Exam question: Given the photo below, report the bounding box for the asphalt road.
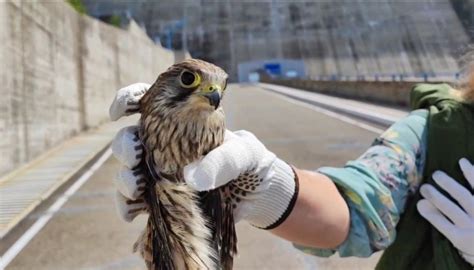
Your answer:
[5,84,385,269]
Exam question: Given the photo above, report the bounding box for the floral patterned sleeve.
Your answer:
[295,109,428,258]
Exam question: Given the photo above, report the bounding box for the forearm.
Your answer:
[270,168,350,249]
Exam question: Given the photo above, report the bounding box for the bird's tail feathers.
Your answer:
[135,179,217,270]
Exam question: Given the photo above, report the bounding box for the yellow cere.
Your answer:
[201,83,222,93]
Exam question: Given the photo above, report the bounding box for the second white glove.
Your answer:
[110,83,151,222]
[417,158,474,266]
[111,126,147,222]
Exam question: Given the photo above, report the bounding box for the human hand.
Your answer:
[109,83,150,221]
[183,130,298,229]
[417,158,474,265]
[109,83,151,121]
[112,126,147,222]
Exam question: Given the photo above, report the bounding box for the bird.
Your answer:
[134,59,236,270]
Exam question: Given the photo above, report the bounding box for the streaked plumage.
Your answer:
[135,59,236,269]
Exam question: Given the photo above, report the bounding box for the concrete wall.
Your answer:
[0,1,178,176]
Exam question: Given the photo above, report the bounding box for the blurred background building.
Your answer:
[83,0,474,81]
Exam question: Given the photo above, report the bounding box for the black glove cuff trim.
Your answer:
[261,165,299,230]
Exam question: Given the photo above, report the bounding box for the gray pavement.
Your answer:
[258,83,407,127]
[4,84,385,269]
[0,117,138,239]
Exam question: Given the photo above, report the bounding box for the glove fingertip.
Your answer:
[112,126,142,168]
[416,199,429,213]
[459,157,471,168]
[109,109,119,121]
[419,184,433,199]
[459,158,474,189]
[223,130,238,141]
[109,89,129,121]
[114,192,133,222]
[186,157,239,190]
[416,200,442,223]
[116,168,143,199]
[233,130,254,139]
[184,163,215,191]
[432,170,443,179]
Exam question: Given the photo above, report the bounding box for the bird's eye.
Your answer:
[179,70,200,88]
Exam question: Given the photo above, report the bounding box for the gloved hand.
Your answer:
[184,130,298,229]
[109,83,298,229]
[109,83,150,121]
[417,158,474,266]
[110,83,150,222]
[111,126,298,229]
[112,125,148,222]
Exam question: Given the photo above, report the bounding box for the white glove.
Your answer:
[109,83,150,121]
[112,126,147,222]
[183,130,298,229]
[110,83,151,222]
[417,158,474,266]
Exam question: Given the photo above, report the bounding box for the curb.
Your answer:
[0,134,113,239]
[259,83,400,127]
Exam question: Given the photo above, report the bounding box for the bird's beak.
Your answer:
[199,84,221,110]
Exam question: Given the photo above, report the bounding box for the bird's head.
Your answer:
[140,59,228,173]
[143,59,228,115]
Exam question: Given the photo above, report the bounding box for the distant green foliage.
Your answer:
[66,0,86,14]
[108,15,122,28]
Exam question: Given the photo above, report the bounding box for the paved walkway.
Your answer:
[0,117,138,238]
